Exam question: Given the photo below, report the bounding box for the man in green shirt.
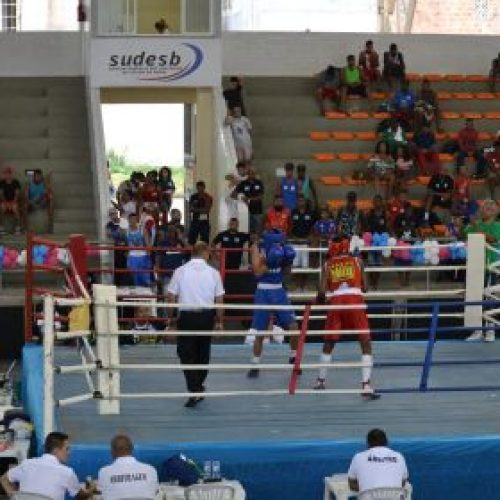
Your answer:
[340,55,367,111]
[464,199,500,342]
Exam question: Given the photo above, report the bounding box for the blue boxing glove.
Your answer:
[283,244,296,266]
[266,245,285,268]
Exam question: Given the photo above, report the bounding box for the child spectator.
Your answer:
[316,65,340,114]
[233,166,264,235]
[415,125,440,175]
[382,119,408,154]
[358,40,380,86]
[387,189,408,230]
[337,191,363,238]
[297,164,318,211]
[105,208,130,287]
[25,169,53,233]
[391,80,416,130]
[383,43,406,89]
[456,118,481,172]
[340,55,367,111]
[169,208,186,242]
[415,79,441,132]
[126,213,152,288]
[0,165,22,234]
[158,166,176,224]
[276,163,299,211]
[394,145,414,190]
[393,203,417,287]
[119,191,137,219]
[446,214,464,240]
[424,164,454,224]
[313,205,337,241]
[223,76,246,115]
[364,195,388,289]
[485,140,500,199]
[188,181,212,244]
[225,105,252,163]
[452,164,477,221]
[264,195,290,233]
[368,140,395,199]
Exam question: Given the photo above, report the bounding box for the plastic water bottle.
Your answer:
[212,460,221,481]
[203,460,212,481]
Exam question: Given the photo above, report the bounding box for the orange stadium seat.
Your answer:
[478,132,492,141]
[327,199,344,210]
[441,111,461,119]
[416,176,431,185]
[356,131,376,141]
[424,74,444,82]
[453,92,474,100]
[497,93,500,99]
[436,132,447,141]
[410,199,425,208]
[447,132,459,140]
[344,176,368,186]
[445,74,466,82]
[313,153,335,161]
[439,153,454,162]
[350,111,370,119]
[462,112,482,119]
[484,112,500,119]
[433,224,447,236]
[437,91,452,100]
[325,111,347,119]
[319,176,342,185]
[309,131,330,141]
[406,73,421,81]
[338,153,360,161]
[476,92,495,100]
[373,112,390,120]
[360,153,372,161]
[466,74,489,82]
[357,199,373,210]
[332,131,355,140]
[370,92,387,99]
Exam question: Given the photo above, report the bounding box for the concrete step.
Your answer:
[48,148,90,160]
[53,220,96,235]
[0,98,48,117]
[1,159,90,172]
[0,120,48,138]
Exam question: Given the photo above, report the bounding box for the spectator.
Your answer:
[337,191,362,238]
[456,118,481,172]
[358,40,380,87]
[381,119,408,154]
[414,125,440,175]
[98,435,158,500]
[155,223,186,298]
[415,78,441,131]
[25,169,54,232]
[340,55,367,111]
[485,140,500,199]
[188,181,213,245]
[166,241,224,407]
[225,105,252,163]
[367,140,395,199]
[233,166,264,235]
[313,205,336,242]
[223,76,246,115]
[106,208,123,241]
[383,43,406,89]
[126,213,152,288]
[106,208,130,287]
[0,165,22,234]
[264,195,291,234]
[489,52,500,92]
[394,202,417,287]
[348,429,409,494]
[139,171,160,218]
[364,195,388,289]
[158,166,176,224]
[424,163,455,224]
[316,65,340,114]
[393,145,414,190]
[276,162,299,211]
[452,164,477,221]
[297,163,318,211]
[0,431,96,500]
[119,191,137,219]
[213,217,249,270]
[169,208,185,237]
[392,80,416,129]
[290,194,316,290]
[387,188,408,230]
[154,18,170,34]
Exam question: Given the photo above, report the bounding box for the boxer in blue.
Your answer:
[247,229,299,378]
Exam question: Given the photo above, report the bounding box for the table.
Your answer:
[324,474,412,500]
[159,480,246,500]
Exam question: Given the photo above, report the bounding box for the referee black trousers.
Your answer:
[176,311,215,393]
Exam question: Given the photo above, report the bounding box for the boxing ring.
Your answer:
[21,234,500,500]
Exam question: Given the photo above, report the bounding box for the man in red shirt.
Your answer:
[358,40,380,86]
[456,118,480,173]
[264,195,290,234]
[486,140,500,199]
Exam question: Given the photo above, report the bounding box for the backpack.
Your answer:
[161,454,202,487]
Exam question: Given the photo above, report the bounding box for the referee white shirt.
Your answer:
[348,446,408,493]
[98,456,158,500]
[7,453,81,500]
[167,258,224,310]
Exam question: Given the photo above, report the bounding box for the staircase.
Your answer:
[0,77,96,303]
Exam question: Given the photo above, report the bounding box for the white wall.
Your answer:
[222,32,500,76]
[0,33,83,76]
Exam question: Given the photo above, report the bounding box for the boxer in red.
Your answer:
[314,237,380,399]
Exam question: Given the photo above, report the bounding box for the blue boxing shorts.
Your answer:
[251,284,296,330]
[127,253,152,287]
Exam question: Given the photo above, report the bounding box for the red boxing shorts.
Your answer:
[325,293,370,342]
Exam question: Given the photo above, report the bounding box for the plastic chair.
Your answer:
[332,132,355,141]
[13,493,53,500]
[319,176,342,186]
[310,131,330,141]
[358,487,406,500]
[184,483,235,500]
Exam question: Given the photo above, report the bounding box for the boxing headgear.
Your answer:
[260,229,286,254]
[266,245,285,268]
[328,238,350,258]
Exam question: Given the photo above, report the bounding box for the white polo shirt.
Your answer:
[348,446,408,493]
[98,456,158,500]
[167,258,224,311]
[8,453,81,500]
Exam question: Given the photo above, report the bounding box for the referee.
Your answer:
[167,241,225,408]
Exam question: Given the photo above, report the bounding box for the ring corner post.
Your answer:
[93,284,120,415]
[43,294,55,438]
[465,233,485,331]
